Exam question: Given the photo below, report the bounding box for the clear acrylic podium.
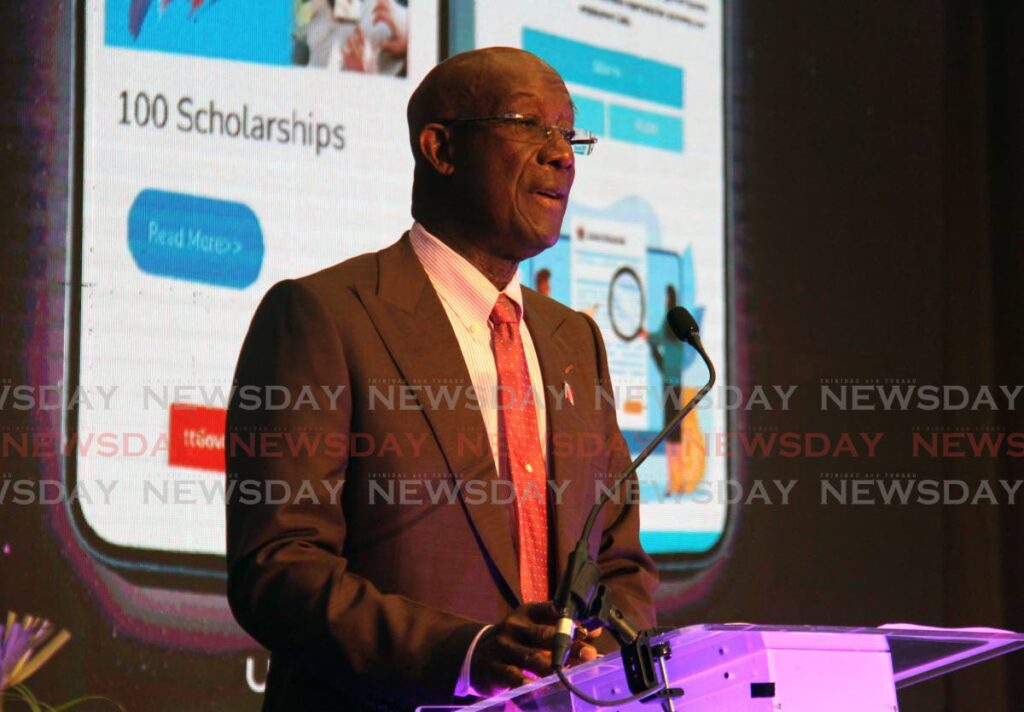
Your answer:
[422,624,1024,712]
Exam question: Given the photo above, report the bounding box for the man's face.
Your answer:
[449,65,576,262]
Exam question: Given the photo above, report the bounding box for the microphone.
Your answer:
[551,306,716,669]
[667,306,700,346]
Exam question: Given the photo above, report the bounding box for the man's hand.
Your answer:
[469,602,600,697]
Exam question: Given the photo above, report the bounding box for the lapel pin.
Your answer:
[563,381,575,406]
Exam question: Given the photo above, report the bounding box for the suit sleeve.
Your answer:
[225,280,482,708]
[580,313,659,650]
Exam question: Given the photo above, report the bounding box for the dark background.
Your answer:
[1,1,1022,710]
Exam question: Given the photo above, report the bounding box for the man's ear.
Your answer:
[418,123,456,176]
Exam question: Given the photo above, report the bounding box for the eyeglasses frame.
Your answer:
[436,112,598,156]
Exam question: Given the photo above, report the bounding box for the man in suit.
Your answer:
[226,47,658,711]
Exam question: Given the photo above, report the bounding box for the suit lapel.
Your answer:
[521,291,596,585]
[356,234,522,604]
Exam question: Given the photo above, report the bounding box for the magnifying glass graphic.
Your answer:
[607,266,645,341]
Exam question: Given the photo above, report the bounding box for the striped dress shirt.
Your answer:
[409,222,549,474]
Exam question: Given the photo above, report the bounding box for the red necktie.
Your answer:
[489,294,549,603]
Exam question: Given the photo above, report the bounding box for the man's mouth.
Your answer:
[532,188,567,205]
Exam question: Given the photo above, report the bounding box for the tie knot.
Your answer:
[489,294,520,327]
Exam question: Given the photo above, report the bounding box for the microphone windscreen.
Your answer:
[667,306,699,343]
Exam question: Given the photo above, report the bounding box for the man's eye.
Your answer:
[518,117,544,129]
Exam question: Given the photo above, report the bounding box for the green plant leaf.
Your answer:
[12,684,44,711]
[2,686,122,712]
[51,695,124,711]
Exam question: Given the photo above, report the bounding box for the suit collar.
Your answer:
[358,235,521,604]
[360,235,593,600]
[372,232,429,314]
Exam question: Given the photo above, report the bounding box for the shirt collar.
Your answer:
[409,221,525,327]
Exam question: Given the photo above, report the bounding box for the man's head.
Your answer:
[408,48,575,266]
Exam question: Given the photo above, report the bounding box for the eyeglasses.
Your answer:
[439,113,598,156]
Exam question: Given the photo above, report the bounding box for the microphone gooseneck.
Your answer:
[551,307,716,706]
[574,306,715,583]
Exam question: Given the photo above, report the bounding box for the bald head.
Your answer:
[407,47,564,160]
[406,47,576,281]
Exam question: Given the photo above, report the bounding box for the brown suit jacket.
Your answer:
[225,234,658,711]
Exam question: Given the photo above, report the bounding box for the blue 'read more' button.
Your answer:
[523,28,684,109]
[610,105,685,153]
[127,189,264,289]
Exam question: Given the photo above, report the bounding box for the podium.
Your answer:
[436,624,1024,711]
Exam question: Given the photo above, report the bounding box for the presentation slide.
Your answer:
[466,0,728,554]
[77,0,436,564]
[74,0,726,576]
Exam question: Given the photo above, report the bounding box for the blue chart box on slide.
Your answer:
[127,189,264,289]
[523,28,685,109]
[572,94,606,136]
[610,104,684,152]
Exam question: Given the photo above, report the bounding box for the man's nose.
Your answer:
[539,133,575,170]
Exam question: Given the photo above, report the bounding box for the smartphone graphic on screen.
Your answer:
[68,0,438,586]
[637,248,728,559]
[523,241,731,561]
